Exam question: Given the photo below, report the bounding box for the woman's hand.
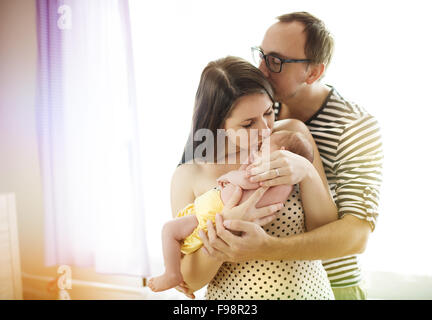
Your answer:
[200,213,273,263]
[246,149,314,187]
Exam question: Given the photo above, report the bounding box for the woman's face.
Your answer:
[223,93,275,153]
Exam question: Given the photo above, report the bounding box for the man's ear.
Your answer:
[305,63,325,85]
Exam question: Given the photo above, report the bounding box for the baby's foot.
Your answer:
[148,272,184,292]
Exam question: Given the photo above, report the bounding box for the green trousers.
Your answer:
[332,284,367,300]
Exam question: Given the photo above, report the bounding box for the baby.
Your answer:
[148,130,313,292]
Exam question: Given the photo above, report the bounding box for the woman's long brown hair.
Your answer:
[179,56,275,165]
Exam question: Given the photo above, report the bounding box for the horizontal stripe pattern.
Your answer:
[305,87,383,288]
[321,256,362,287]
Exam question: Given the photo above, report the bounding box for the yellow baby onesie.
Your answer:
[176,187,224,255]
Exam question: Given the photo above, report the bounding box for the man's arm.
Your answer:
[333,114,383,231]
[203,212,370,263]
[265,215,370,260]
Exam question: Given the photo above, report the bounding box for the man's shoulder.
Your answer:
[317,86,380,131]
[325,86,370,119]
[307,86,382,154]
[325,88,383,160]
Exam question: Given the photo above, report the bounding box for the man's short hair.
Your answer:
[277,12,334,69]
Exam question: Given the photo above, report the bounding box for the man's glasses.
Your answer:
[251,46,312,73]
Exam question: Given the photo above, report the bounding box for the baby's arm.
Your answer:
[220,182,292,220]
[217,170,260,190]
[148,215,198,292]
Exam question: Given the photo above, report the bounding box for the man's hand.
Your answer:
[200,213,273,263]
[174,281,195,299]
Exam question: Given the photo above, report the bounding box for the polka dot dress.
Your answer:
[205,184,335,300]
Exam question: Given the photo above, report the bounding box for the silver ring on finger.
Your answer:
[275,168,280,177]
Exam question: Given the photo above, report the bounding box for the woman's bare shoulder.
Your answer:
[171,161,205,196]
[172,160,202,181]
[170,161,203,217]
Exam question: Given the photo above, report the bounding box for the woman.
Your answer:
[172,56,337,299]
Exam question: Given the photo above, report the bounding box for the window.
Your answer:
[36,0,149,277]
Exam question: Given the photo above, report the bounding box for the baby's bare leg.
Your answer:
[148,215,198,292]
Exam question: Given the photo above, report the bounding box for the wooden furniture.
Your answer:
[0,193,23,299]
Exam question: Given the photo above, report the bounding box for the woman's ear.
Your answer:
[305,63,325,85]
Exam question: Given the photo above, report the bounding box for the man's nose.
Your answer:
[258,60,270,78]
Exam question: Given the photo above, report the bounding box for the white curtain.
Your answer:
[36,0,149,277]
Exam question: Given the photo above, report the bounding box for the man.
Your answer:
[183,12,383,300]
[251,12,383,299]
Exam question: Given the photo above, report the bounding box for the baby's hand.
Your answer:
[218,170,259,190]
[237,170,260,189]
[217,176,230,188]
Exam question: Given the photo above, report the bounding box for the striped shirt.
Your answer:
[276,86,383,288]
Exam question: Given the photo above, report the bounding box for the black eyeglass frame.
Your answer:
[251,46,312,73]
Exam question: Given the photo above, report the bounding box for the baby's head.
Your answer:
[258,131,314,163]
